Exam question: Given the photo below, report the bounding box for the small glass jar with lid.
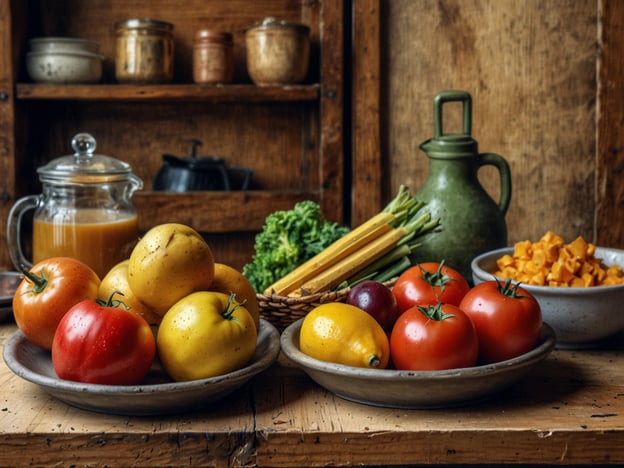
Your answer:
[193,30,234,84]
[115,18,174,84]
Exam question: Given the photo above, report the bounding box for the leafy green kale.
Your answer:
[243,201,350,293]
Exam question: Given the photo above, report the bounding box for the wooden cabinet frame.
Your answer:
[0,0,368,270]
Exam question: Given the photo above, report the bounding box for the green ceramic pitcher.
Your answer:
[411,90,512,281]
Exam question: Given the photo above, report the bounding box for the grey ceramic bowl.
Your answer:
[471,246,624,349]
[281,318,555,409]
[29,37,101,54]
[26,50,103,84]
[3,319,280,416]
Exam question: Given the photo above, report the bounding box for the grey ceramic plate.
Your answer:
[281,319,556,409]
[3,319,280,416]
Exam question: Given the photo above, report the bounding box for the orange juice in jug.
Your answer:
[33,209,139,278]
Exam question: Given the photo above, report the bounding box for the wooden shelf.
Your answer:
[15,83,321,102]
[0,0,347,271]
[133,190,318,233]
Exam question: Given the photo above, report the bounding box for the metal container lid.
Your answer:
[246,17,309,35]
[115,18,174,33]
[194,30,233,45]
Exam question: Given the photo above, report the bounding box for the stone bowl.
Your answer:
[3,319,280,416]
[281,318,555,409]
[471,247,624,349]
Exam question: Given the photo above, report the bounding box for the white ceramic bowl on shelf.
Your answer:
[26,50,103,84]
[471,246,624,349]
[26,37,103,84]
[28,37,101,54]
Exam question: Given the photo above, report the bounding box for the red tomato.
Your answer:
[390,303,478,370]
[52,293,156,385]
[13,257,101,350]
[392,262,470,312]
[459,279,542,364]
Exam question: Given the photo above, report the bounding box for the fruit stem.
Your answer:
[368,354,381,368]
[418,260,454,291]
[96,290,130,310]
[417,302,456,321]
[20,263,48,294]
[222,292,243,321]
[496,278,528,299]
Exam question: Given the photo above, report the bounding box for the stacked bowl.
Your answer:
[26,37,104,84]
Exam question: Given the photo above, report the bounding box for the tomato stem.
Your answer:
[416,302,455,321]
[418,260,454,291]
[96,290,130,310]
[20,263,49,294]
[496,278,528,299]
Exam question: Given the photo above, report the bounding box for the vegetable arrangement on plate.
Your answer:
[11,223,262,386]
[299,262,544,371]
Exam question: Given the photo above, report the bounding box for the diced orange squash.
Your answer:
[493,231,624,287]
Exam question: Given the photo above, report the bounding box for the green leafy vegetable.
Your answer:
[243,201,350,292]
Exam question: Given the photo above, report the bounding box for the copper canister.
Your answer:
[193,30,234,84]
[115,19,174,84]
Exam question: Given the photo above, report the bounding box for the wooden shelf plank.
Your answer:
[15,83,320,102]
[133,190,319,233]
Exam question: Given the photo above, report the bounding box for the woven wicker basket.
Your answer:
[257,280,396,331]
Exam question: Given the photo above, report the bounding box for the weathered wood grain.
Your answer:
[381,0,609,247]
[351,0,383,226]
[0,0,344,271]
[597,0,624,247]
[3,322,624,467]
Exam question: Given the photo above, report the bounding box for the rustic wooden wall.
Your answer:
[378,0,623,248]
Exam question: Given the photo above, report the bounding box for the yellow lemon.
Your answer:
[209,263,260,330]
[299,303,389,369]
[128,223,215,315]
[98,260,162,325]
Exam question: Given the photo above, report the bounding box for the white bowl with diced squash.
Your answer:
[471,235,624,349]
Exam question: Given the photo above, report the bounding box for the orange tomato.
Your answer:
[13,257,101,350]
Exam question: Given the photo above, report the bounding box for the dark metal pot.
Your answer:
[153,140,253,192]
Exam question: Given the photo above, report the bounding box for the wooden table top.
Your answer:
[1,321,624,467]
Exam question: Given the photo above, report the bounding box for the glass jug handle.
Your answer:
[6,194,41,272]
[478,153,512,215]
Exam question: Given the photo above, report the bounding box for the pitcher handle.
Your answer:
[6,195,41,271]
[478,153,512,215]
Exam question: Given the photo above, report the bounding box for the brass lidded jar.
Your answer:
[115,18,174,84]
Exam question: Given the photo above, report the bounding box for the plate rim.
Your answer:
[280,318,556,382]
[3,318,280,397]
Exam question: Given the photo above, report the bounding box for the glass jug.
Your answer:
[7,133,143,278]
